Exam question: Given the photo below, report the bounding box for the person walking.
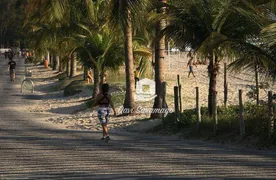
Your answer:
[134,67,140,88]
[7,56,16,81]
[187,51,196,78]
[92,84,116,142]
[86,68,93,84]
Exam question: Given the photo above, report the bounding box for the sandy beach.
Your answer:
[23,55,276,134]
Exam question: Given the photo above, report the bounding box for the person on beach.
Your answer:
[187,51,196,78]
[92,83,116,141]
[134,67,140,88]
[87,68,93,84]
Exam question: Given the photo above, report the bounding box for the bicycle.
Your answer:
[21,79,34,93]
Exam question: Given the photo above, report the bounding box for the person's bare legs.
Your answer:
[101,124,108,137]
[10,72,15,81]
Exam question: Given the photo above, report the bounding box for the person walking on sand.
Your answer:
[87,68,93,84]
[134,67,140,88]
[187,51,196,78]
[92,83,116,142]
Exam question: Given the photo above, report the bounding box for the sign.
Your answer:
[135,78,156,102]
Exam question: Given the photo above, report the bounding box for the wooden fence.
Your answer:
[171,75,275,137]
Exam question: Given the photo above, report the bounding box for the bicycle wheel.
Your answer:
[22,80,34,93]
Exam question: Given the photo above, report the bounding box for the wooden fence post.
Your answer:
[177,75,182,112]
[196,87,201,130]
[268,91,274,138]
[174,86,179,122]
[239,89,245,136]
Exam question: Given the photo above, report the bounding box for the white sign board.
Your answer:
[135,78,156,102]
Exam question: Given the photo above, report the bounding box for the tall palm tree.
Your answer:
[109,0,150,114]
[151,0,167,119]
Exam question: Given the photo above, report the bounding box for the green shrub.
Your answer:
[154,103,276,148]
[160,109,197,134]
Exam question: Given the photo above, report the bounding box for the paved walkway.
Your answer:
[0,56,276,180]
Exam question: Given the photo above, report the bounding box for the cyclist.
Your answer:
[8,56,16,81]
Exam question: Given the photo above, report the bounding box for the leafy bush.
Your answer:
[160,109,197,134]
[243,103,269,135]
[155,103,276,148]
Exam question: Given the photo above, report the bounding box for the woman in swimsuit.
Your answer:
[92,83,116,141]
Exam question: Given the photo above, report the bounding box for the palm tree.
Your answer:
[24,0,70,72]
[222,1,276,106]
[70,52,77,78]
[24,0,96,77]
[76,32,125,98]
[151,0,167,119]
[109,0,150,114]
[161,1,222,123]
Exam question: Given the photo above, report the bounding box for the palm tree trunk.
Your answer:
[224,62,228,106]
[60,57,66,72]
[52,52,57,70]
[66,55,71,77]
[70,52,77,78]
[84,65,88,81]
[100,65,105,86]
[123,10,135,114]
[208,55,214,117]
[209,54,219,133]
[58,56,65,72]
[92,67,100,99]
[208,54,219,122]
[213,56,218,133]
[46,52,50,62]
[49,53,53,65]
[255,63,259,106]
[151,0,166,119]
[56,55,60,71]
